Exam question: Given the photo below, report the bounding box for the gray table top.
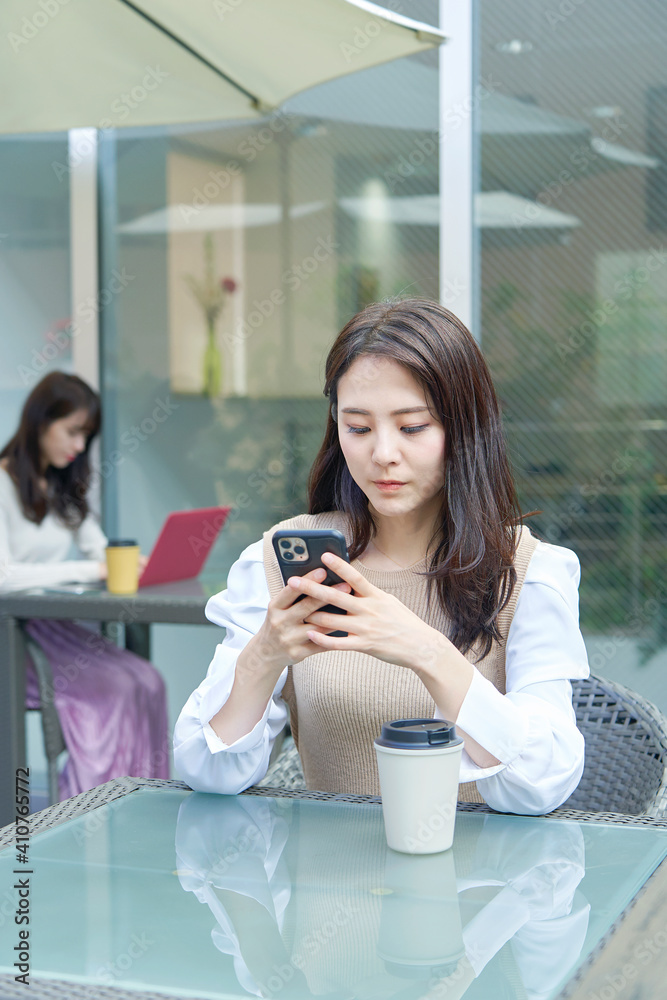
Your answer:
[0,577,227,625]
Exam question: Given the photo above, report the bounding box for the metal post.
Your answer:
[439,0,478,340]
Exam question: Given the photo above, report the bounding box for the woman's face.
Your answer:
[39,408,90,470]
[336,356,446,524]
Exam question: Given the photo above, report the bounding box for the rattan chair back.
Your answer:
[565,673,667,817]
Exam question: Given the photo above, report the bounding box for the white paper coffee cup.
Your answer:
[374,719,463,855]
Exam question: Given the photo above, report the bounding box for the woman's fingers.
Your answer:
[287,554,368,611]
[322,552,372,593]
[271,567,327,609]
[304,611,354,632]
[306,629,358,650]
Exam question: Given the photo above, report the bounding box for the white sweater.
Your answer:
[0,467,107,592]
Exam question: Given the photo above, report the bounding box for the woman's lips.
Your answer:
[374,481,406,492]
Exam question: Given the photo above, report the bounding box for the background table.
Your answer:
[0,580,221,826]
[1,778,667,1000]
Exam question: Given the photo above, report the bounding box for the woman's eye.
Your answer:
[402,425,428,434]
[347,426,370,434]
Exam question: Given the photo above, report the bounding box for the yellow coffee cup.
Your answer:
[105,540,140,595]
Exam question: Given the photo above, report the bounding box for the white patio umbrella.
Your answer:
[339,191,581,247]
[0,0,445,135]
[286,60,659,192]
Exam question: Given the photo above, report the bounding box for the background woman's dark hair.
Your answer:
[308,298,523,658]
[0,371,101,527]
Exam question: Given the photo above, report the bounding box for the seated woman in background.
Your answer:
[174,299,590,815]
[0,371,169,798]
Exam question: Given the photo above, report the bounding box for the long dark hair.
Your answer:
[1,372,101,527]
[308,298,523,657]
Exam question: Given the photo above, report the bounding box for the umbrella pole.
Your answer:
[278,128,294,385]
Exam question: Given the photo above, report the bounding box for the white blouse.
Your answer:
[0,467,107,592]
[174,537,590,815]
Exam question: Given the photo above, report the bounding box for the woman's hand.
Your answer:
[240,566,352,680]
[138,554,149,572]
[293,552,475,724]
[211,566,352,746]
[291,552,447,672]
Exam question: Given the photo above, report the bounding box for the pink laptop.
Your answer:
[138,506,231,588]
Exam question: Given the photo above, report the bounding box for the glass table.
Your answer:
[1,778,667,999]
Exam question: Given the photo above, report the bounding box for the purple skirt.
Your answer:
[24,619,169,800]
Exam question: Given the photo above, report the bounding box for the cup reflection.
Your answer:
[378,850,465,978]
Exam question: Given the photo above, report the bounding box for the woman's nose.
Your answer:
[371,429,401,466]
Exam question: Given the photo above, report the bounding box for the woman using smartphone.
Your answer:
[0,371,169,797]
[175,299,589,814]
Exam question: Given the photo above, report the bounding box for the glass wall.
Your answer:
[100,0,440,575]
[0,134,72,799]
[96,1,440,732]
[478,0,667,704]
[0,134,72,439]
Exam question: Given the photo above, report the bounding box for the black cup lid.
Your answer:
[106,539,138,547]
[375,718,462,750]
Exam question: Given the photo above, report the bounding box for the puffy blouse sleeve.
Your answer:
[454,540,590,814]
[173,539,288,794]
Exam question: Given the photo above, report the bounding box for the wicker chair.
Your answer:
[257,735,306,790]
[23,630,66,805]
[258,675,667,817]
[564,673,667,817]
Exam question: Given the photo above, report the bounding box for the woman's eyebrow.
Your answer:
[340,406,430,416]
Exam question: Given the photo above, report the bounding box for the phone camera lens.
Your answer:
[279,540,290,548]
[283,551,294,560]
[294,545,305,554]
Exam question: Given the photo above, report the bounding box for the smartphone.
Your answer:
[272,528,350,637]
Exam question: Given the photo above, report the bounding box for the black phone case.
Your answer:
[272,529,350,636]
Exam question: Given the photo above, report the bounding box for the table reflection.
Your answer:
[175,795,589,1000]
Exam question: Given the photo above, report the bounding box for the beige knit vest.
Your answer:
[262,512,538,802]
